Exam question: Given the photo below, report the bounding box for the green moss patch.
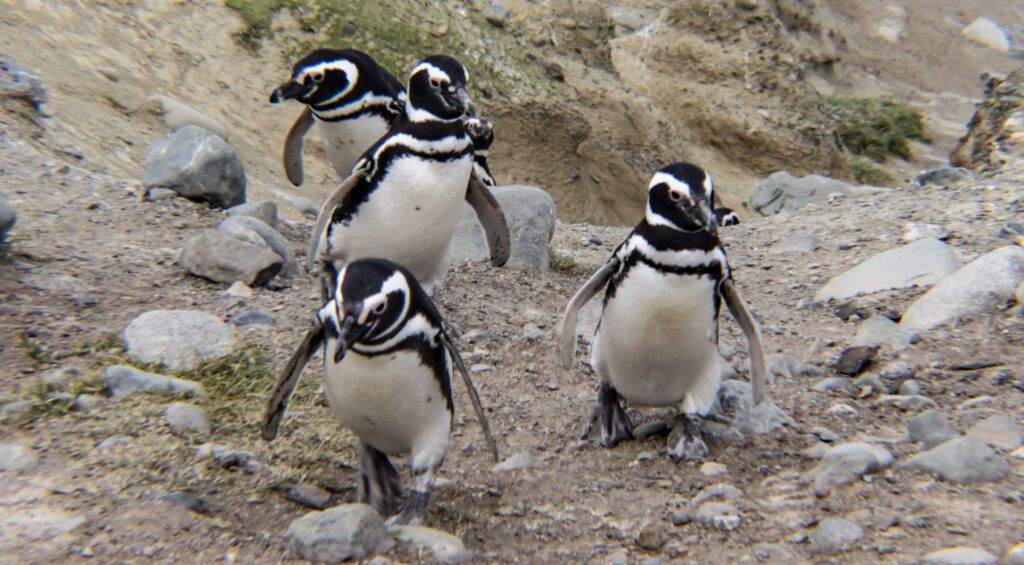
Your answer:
[826,96,929,162]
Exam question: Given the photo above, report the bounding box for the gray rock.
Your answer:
[711,379,793,434]
[815,238,960,302]
[802,442,893,495]
[452,185,556,272]
[146,187,178,201]
[852,315,915,351]
[903,222,950,242]
[218,215,297,277]
[285,504,392,563]
[124,310,233,372]
[908,410,956,450]
[768,354,822,380]
[230,310,276,327]
[103,365,205,398]
[226,200,278,228]
[97,435,130,451]
[914,167,970,187]
[270,187,318,217]
[1005,543,1024,565]
[181,230,283,287]
[0,443,39,472]
[164,402,211,437]
[902,246,1024,331]
[284,483,332,510]
[771,234,821,254]
[74,394,105,412]
[194,444,263,473]
[694,502,740,531]
[834,345,878,376]
[159,491,209,514]
[964,414,1022,451]
[812,426,842,443]
[607,6,649,34]
[873,394,937,411]
[923,546,999,565]
[145,94,228,139]
[809,517,863,554]
[899,437,1009,483]
[492,451,541,472]
[671,511,692,526]
[142,125,246,209]
[0,196,16,248]
[813,377,853,393]
[394,525,469,563]
[0,399,36,423]
[692,483,743,505]
[0,53,47,111]
[749,171,886,216]
[484,2,510,27]
[898,379,922,396]
[961,17,1010,52]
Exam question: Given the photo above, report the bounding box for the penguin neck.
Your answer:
[633,219,720,253]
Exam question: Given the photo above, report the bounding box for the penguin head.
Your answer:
[405,55,474,122]
[320,258,412,362]
[645,162,718,236]
[270,49,364,107]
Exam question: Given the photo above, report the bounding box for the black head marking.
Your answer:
[405,55,473,122]
[329,258,412,347]
[270,49,403,116]
[644,162,718,236]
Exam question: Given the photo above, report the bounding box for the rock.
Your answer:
[484,2,510,27]
[811,426,841,443]
[492,451,540,472]
[834,345,878,375]
[802,442,893,495]
[270,187,318,217]
[901,246,1024,331]
[394,525,469,563]
[74,394,105,412]
[808,517,863,554]
[226,200,278,228]
[749,172,885,216]
[452,185,556,272]
[123,310,233,372]
[852,315,915,351]
[194,444,263,473]
[899,437,1009,483]
[694,502,740,531]
[97,435,130,451]
[285,504,391,563]
[284,483,332,510]
[814,238,959,302]
[813,377,853,393]
[224,281,253,300]
[873,394,937,411]
[158,491,209,514]
[0,53,47,111]
[0,443,39,472]
[103,365,205,398]
[923,546,999,565]
[144,94,229,139]
[960,17,1009,52]
[711,380,793,434]
[637,523,668,549]
[771,234,820,254]
[692,483,743,505]
[907,410,956,450]
[0,399,36,423]
[699,462,727,477]
[802,442,830,459]
[898,379,921,396]
[671,511,692,526]
[903,222,950,242]
[914,167,970,187]
[767,354,822,380]
[607,6,649,35]
[181,229,283,287]
[965,414,1022,451]
[218,215,297,278]
[230,310,276,327]
[0,195,16,248]
[543,62,565,82]
[164,402,211,437]
[952,68,1024,171]
[1005,543,1024,565]
[142,125,246,209]
[147,187,178,201]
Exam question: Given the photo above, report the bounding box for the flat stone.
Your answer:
[815,238,959,302]
[145,94,229,139]
[218,215,297,278]
[809,517,863,554]
[908,410,956,450]
[902,246,1024,331]
[813,377,853,393]
[394,525,469,563]
[692,483,743,505]
[226,200,277,228]
[270,187,318,217]
[834,345,878,375]
[0,399,36,423]
[491,451,541,472]
[164,402,211,437]
[73,394,105,413]
[143,125,245,209]
[699,462,727,477]
[802,442,893,495]
[924,546,999,565]
[872,394,937,411]
[771,234,820,254]
[811,426,841,443]
[224,281,253,299]
[768,354,822,380]
[749,172,886,216]
[711,379,794,434]
[158,491,209,514]
[965,414,1023,451]
[852,315,915,351]
[284,483,332,510]
[103,365,205,398]
[97,435,130,451]
[182,230,283,287]
[452,185,556,272]
[695,502,740,531]
[230,310,276,327]
[903,222,950,242]
[899,437,1009,483]
[123,310,233,372]
[285,504,392,563]
[961,17,1009,52]
[0,443,39,472]
[914,167,971,187]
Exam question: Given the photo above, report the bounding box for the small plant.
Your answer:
[851,158,896,187]
[825,96,929,162]
[225,0,293,47]
[549,250,585,274]
[16,330,50,364]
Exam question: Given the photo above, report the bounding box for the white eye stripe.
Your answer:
[648,172,693,200]
[298,60,359,102]
[359,294,387,324]
[411,62,452,84]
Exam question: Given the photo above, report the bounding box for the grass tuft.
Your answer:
[825,96,929,162]
[851,158,896,187]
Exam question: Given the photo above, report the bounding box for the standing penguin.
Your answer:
[261,258,498,525]
[304,55,510,294]
[559,162,767,462]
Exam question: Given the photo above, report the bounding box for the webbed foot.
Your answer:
[386,490,430,526]
[358,443,402,517]
[667,414,708,463]
[583,381,634,448]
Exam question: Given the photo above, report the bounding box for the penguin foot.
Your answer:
[358,443,402,516]
[387,490,430,526]
[667,415,708,463]
[583,381,634,448]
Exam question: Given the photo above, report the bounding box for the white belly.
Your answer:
[323,343,451,467]
[592,264,722,413]
[317,115,391,177]
[327,155,472,293]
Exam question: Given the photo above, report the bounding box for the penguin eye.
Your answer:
[373,301,387,315]
[429,78,442,89]
[669,190,684,202]
[309,71,324,84]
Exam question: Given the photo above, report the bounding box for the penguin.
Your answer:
[261,258,498,525]
[305,55,510,295]
[559,162,767,463]
[270,48,405,186]
[714,207,740,227]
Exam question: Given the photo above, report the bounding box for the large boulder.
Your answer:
[750,171,885,216]
[951,68,1024,173]
[181,230,283,287]
[143,125,246,209]
[814,238,960,302]
[123,310,234,372]
[452,185,556,272]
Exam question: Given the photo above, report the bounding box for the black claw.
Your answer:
[358,443,402,517]
[584,382,633,448]
[389,490,430,526]
[667,414,709,463]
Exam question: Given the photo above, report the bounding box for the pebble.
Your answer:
[965,414,1022,451]
[852,315,915,351]
[226,200,277,228]
[695,501,739,529]
[123,310,234,372]
[826,402,858,416]
[898,379,922,395]
[834,345,878,375]
[873,394,937,411]
[637,523,667,550]
[484,1,510,27]
[899,437,1009,483]
[802,442,893,495]
[699,462,727,477]
[813,377,852,393]
[0,443,40,472]
[103,365,205,398]
[492,451,540,472]
[907,410,956,450]
[767,354,822,380]
[164,402,211,437]
[284,483,332,510]
[74,394,105,412]
[522,324,546,340]
[285,504,392,563]
[771,234,821,254]
[224,281,253,300]
[693,483,743,504]
[146,187,177,201]
[230,310,276,327]
[961,17,1010,52]
[808,517,863,554]
[97,435,130,451]
[711,379,794,434]
[158,491,208,514]
[394,525,469,563]
[0,399,37,423]
[671,511,693,526]
[0,195,17,247]
[923,546,999,565]
[814,238,959,302]
[811,426,841,443]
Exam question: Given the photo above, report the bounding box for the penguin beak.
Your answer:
[270,80,310,103]
[698,201,718,237]
[444,86,474,116]
[334,316,372,363]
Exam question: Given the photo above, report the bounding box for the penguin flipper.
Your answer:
[559,259,618,370]
[465,174,510,267]
[260,320,324,441]
[720,277,767,405]
[305,162,369,272]
[284,107,315,187]
[440,331,499,462]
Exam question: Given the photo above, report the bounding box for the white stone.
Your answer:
[815,238,959,302]
[961,17,1010,52]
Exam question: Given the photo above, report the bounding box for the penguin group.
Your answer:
[260,48,765,526]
